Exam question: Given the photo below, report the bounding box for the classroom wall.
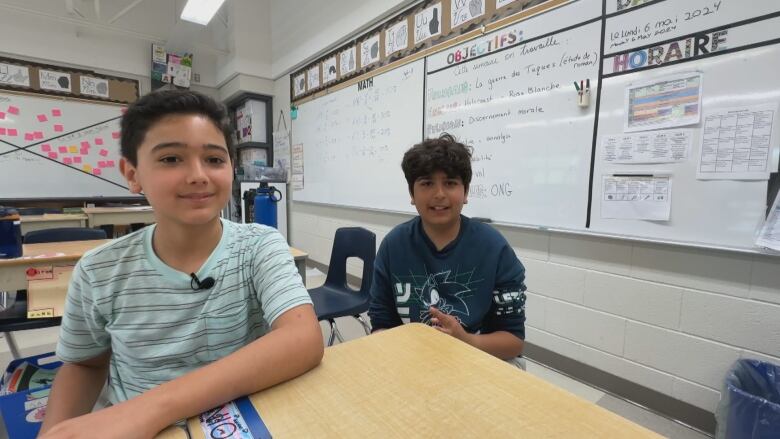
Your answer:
[273,5,780,417]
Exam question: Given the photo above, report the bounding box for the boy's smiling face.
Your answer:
[120,114,232,228]
[411,170,467,230]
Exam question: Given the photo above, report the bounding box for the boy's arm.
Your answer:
[368,240,403,332]
[430,243,527,360]
[38,351,110,435]
[40,303,323,439]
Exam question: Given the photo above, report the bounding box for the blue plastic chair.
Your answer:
[1,228,107,358]
[309,227,376,346]
[24,227,107,244]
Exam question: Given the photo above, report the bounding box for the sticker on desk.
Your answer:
[198,397,271,439]
[25,266,53,281]
[27,308,54,319]
[198,401,255,439]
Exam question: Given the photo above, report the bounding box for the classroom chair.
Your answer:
[23,227,107,244]
[309,227,376,346]
[1,228,107,358]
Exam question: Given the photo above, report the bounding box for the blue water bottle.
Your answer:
[254,183,282,229]
[0,207,22,259]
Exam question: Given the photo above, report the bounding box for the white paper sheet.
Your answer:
[625,72,702,132]
[697,103,778,180]
[756,190,780,252]
[601,175,672,221]
[602,130,691,164]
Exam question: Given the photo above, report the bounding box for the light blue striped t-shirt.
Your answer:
[56,219,312,404]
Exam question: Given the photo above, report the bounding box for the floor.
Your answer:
[0,266,712,438]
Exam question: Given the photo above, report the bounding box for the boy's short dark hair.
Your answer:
[401,133,472,194]
[120,89,232,166]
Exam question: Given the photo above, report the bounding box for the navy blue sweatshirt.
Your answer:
[368,215,527,339]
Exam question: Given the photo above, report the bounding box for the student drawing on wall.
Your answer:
[430,8,440,34]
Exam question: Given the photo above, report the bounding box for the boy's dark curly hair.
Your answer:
[401,133,472,194]
[120,89,232,166]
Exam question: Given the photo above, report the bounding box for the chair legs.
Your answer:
[3,332,21,359]
[326,319,345,347]
[354,314,371,336]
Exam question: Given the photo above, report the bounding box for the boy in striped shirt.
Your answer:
[40,90,323,438]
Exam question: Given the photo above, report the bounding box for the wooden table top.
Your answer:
[188,324,661,438]
[0,239,306,267]
[0,239,111,268]
[20,214,88,222]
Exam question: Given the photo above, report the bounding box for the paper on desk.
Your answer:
[27,265,74,318]
[756,190,780,252]
[601,175,672,221]
[123,206,154,211]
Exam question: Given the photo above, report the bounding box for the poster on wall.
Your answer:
[451,0,485,28]
[80,76,110,98]
[340,46,357,76]
[307,65,321,91]
[293,73,306,97]
[323,56,338,83]
[385,20,409,56]
[414,3,442,45]
[625,72,702,132]
[0,62,30,87]
[360,34,381,68]
[39,70,71,93]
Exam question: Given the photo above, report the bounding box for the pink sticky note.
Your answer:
[24,133,34,141]
[51,109,62,117]
[8,128,18,136]
[93,168,102,176]
[0,128,5,135]
[111,131,120,139]
[97,161,106,168]
[34,131,44,139]
[7,106,19,115]
[99,149,108,157]
[48,152,58,159]
[0,111,5,119]
[81,141,90,148]
[54,124,63,132]
[80,147,89,155]
[37,114,48,122]
[107,160,115,167]
[73,156,82,164]
[94,138,104,145]
[58,146,68,153]
[63,157,73,165]
[41,144,52,152]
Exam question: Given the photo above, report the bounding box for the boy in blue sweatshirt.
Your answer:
[368,134,527,360]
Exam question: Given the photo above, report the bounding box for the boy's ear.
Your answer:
[119,158,142,194]
[464,186,469,204]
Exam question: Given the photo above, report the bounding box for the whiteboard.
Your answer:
[0,92,135,199]
[291,0,780,252]
[591,1,780,249]
[292,59,424,212]
[425,0,602,229]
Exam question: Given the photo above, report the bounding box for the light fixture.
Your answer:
[180,0,226,26]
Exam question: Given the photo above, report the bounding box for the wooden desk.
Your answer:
[20,214,88,234]
[82,206,156,227]
[189,324,660,438]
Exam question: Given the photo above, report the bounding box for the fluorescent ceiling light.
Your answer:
[181,0,226,25]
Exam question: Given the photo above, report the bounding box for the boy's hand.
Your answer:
[38,401,158,439]
[429,307,471,343]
